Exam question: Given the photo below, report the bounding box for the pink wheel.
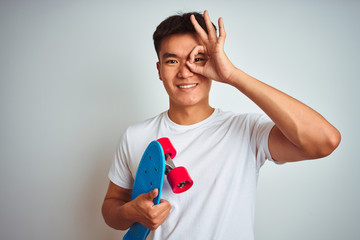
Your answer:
[157,138,177,159]
[167,167,193,194]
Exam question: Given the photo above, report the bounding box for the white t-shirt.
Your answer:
[109,109,276,240]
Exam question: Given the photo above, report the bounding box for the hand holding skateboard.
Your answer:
[130,188,171,231]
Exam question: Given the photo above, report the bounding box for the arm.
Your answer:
[228,69,341,162]
[102,181,171,231]
[187,11,341,162]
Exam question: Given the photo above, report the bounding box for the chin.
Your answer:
[175,98,208,108]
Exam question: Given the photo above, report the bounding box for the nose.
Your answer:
[177,63,194,79]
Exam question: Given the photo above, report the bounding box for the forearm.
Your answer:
[102,199,137,230]
[228,68,341,158]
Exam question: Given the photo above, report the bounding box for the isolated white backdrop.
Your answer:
[1,0,359,239]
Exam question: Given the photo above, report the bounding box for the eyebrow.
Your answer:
[162,52,178,59]
[161,52,207,60]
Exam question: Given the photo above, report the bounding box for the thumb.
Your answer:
[186,61,204,76]
[144,188,158,200]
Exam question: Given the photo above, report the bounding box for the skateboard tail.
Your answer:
[123,223,150,240]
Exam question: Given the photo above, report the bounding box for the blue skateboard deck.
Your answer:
[123,140,165,240]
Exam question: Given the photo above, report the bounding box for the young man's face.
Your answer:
[156,33,212,109]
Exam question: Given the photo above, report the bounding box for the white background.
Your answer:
[1,0,359,239]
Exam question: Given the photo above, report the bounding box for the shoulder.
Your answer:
[214,110,274,141]
[215,109,269,126]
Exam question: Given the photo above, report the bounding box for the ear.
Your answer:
[156,62,162,81]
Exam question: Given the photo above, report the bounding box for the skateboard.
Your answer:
[123,137,193,240]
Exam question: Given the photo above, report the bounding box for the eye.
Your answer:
[165,59,178,64]
[194,58,205,62]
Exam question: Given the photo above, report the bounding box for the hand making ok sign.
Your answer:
[186,10,237,85]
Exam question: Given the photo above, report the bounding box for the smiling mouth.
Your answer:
[178,83,198,89]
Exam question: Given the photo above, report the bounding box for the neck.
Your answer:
[168,103,214,125]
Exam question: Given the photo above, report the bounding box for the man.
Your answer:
[102,11,341,239]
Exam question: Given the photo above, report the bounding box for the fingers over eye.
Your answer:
[189,45,206,63]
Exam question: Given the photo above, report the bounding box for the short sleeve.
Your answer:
[108,130,134,189]
[249,114,276,169]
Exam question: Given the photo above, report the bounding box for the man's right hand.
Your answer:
[102,182,172,231]
[130,188,172,231]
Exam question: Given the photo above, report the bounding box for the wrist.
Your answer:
[111,200,138,230]
[227,68,259,95]
[226,67,243,87]
[122,200,140,225]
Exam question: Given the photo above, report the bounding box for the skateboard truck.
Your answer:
[165,154,176,175]
[157,138,193,194]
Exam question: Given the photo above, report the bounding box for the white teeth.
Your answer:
[178,84,197,89]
